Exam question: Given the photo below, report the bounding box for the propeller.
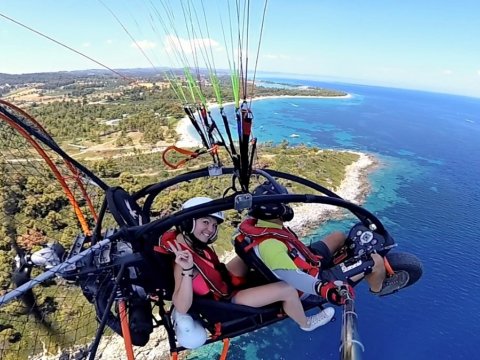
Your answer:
[11,241,65,325]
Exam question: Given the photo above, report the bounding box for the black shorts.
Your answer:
[309,241,339,282]
[309,241,333,267]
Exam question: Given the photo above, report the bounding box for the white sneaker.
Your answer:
[300,307,335,332]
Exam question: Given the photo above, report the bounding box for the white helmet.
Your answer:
[179,197,225,244]
[181,197,225,224]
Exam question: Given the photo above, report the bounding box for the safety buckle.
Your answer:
[208,164,223,176]
[234,193,252,211]
[288,248,299,259]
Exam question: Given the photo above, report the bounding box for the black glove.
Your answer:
[316,280,354,306]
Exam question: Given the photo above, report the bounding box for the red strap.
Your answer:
[153,245,165,253]
[179,244,229,297]
[293,257,318,275]
[240,233,320,273]
[155,230,178,254]
[213,322,222,338]
[162,145,220,169]
[230,274,247,287]
[238,218,321,265]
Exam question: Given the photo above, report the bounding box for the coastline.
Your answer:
[175,114,204,148]
[286,151,377,237]
[174,94,352,148]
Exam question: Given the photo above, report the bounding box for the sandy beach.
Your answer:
[174,114,204,148]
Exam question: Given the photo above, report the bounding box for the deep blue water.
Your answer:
[189,82,480,359]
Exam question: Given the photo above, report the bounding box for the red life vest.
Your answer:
[236,218,322,277]
[154,230,230,299]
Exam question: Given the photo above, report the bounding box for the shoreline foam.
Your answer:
[286,151,377,237]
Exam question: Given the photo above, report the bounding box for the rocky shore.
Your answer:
[287,150,377,237]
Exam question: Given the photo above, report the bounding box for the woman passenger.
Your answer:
[165,197,334,348]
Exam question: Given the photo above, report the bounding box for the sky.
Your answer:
[0,0,479,98]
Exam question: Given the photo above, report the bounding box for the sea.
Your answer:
[187,80,480,360]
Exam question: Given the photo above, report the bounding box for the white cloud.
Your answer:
[131,40,157,50]
[106,39,113,45]
[477,70,480,76]
[82,42,91,48]
[442,69,453,75]
[164,35,221,55]
[263,53,291,60]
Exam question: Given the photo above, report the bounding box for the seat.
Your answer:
[106,186,148,227]
[234,233,280,284]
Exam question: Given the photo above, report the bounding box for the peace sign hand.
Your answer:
[168,241,194,270]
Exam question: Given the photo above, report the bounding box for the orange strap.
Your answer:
[118,299,135,360]
[219,338,230,360]
[162,144,220,169]
[384,257,395,276]
[209,143,219,155]
[162,145,204,169]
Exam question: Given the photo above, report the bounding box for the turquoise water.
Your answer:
[188,82,480,360]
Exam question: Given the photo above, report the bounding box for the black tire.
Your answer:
[385,251,423,288]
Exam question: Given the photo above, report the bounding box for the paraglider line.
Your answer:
[0,12,131,81]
